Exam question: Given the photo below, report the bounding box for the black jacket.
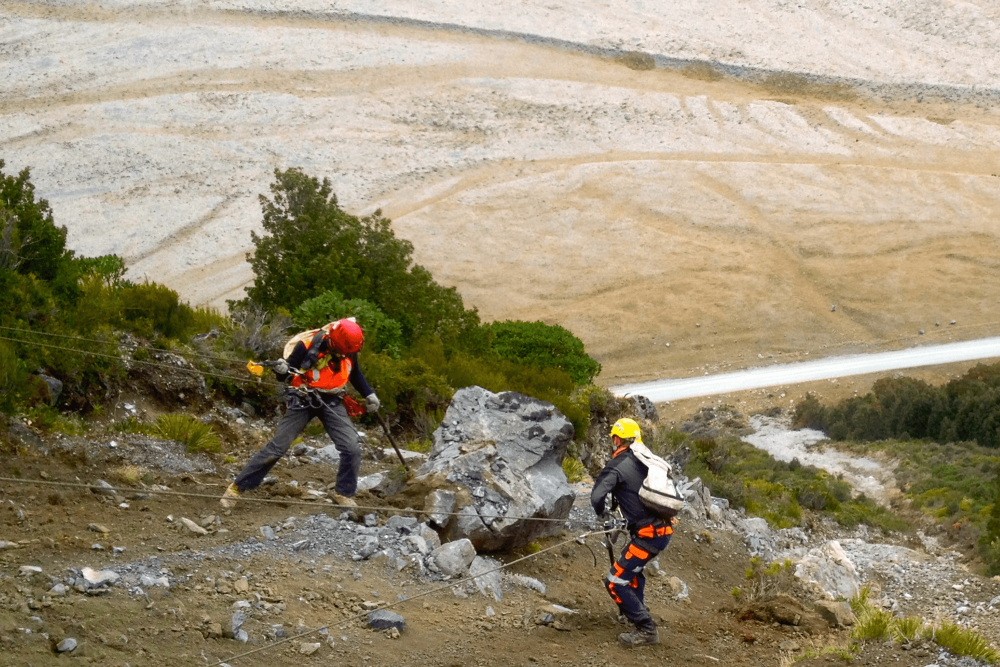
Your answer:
[591,447,656,530]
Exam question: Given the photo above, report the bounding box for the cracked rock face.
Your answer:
[415,386,575,551]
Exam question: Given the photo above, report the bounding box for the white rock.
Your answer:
[469,556,503,602]
[300,642,321,655]
[81,566,120,587]
[430,539,477,577]
[140,574,170,588]
[794,540,860,600]
[180,517,208,535]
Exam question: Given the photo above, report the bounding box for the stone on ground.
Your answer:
[367,610,405,631]
[431,539,477,577]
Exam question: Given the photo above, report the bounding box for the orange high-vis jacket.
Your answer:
[289,334,352,393]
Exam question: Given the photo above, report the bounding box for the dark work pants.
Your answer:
[233,392,361,496]
[605,524,672,630]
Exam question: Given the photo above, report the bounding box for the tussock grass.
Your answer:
[112,464,148,486]
[113,416,155,436]
[844,586,1000,664]
[927,621,1000,664]
[153,414,220,453]
[562,456,586,483]
[850,606,893,641]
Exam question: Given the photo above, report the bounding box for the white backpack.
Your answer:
[630,441,685,519]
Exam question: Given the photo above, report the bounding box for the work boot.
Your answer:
[614,613,632,627]
[618,626,659,648]
[333,493,357,508]
[219,483,240,510]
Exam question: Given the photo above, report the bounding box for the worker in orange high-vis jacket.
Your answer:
[591,418,674,647]
[220,318,379,510]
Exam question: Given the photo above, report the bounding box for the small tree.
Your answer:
[243,168,478,347]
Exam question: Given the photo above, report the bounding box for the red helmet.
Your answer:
[328,318,364,354]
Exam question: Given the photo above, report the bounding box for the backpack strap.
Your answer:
[299,328,327,371]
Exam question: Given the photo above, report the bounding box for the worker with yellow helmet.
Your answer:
[591,418,675,647]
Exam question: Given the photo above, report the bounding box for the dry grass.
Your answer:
[112,464,148,486]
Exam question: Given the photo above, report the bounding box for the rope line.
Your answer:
[0,324,245,367]
[208,527,613,666]
[0,334,283,391]
[0,477,586,524]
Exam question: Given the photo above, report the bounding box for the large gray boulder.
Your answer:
[414,386,575,551]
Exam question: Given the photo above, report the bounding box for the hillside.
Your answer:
[3,1,1000,385]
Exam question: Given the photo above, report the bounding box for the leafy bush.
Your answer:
[119,282,223,340]
[0,340,26,413]
[153,414,220,453]
[293,289,403,357]
[485,320,601,385]
[794,366,1000,448]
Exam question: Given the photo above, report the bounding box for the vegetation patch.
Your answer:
[153,414,220,453]
[795,370,1000,571]
[680,430,907,532]
[841,586,1000,664]
[561,456,586,483]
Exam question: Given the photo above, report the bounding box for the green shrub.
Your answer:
[732,556,796,605]
[293,289,403,357]
[484,320,601,385]
[153,414,220,453]
[0,340,26,413]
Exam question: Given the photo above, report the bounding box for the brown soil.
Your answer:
[0,424,855,667]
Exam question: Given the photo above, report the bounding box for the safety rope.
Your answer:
[208,527,614,666]
[0,476,585,524]
[0,334,284,392]
[0,324,245,367]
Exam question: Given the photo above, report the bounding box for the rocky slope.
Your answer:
[3,390,1000,666]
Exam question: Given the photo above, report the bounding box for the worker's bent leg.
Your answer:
[604,532,672,630]
[319,399,361,497]
[233,398,312,491]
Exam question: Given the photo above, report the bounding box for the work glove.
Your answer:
[271,359,289,375]
[365,393,381,413]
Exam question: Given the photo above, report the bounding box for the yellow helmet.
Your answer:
[610,418,642,441]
